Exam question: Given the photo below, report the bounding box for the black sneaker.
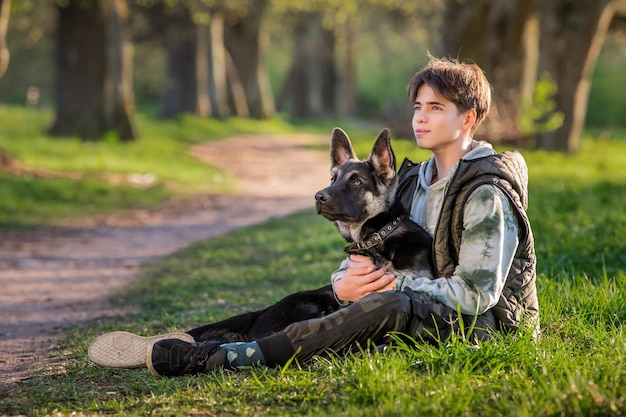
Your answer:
[146,339,224,377]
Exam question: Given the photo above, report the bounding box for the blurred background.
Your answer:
[0,0,625,152]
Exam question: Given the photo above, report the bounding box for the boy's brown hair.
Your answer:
[407,55,492,135]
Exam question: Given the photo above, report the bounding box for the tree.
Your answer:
[205,7,230,118]
[138,1,231,119]
[271,0,364,119]
[157,4,210,118]
[438,0,620,152]
[438,0,537,143]
[535,0,618,152]
[134,0,257,119]
[0,0,11,172]
[0,0,9,78]
[49,0,138,141]
[272,1,441,121]
[170,5,234,118]
[223,0,274,118]
[276,12,337,118]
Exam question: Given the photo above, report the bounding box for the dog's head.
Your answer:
[315,128,397,239]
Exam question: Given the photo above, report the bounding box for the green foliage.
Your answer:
[517,72,564,138]
[1,128,625,416]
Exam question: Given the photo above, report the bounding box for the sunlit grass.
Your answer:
[1,110,625,415]
[3,210,625,416]
[0,106,343,227]
[0,106,301,190]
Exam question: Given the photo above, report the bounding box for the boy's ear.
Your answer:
[462,108,477,131]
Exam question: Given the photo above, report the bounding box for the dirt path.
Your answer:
[0,133,330,389]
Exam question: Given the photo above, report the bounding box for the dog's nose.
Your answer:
[315,191,329,203]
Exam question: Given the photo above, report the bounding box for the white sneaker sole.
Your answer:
[146,341,163,377]
[88,331,195,368]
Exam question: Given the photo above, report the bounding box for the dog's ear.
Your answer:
[330,127,357,168]
[369,129,396,182]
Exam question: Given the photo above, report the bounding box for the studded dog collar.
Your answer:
[347,215,406,252]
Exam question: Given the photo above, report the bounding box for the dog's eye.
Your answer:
[330,176,336,184]
[352,178,362,186]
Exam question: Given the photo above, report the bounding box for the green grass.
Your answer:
[524,136,626,278]
[1,115,625,415]
[0,106,341,227]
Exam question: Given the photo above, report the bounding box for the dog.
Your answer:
[315,127,434,278]
[189,128,434,343]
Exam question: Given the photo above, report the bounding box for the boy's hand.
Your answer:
[334,254,396,302]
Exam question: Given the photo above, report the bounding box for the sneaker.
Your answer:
[88,331,195,368]
[146,339,224,377]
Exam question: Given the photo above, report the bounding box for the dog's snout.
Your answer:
[315,191,329,203]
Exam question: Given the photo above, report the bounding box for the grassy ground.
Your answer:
[1,110,625,415]
[0,106,334,227]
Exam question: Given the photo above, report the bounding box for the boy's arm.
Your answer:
[330,258,351,306]
[331,255,396,305]
[396,185,519,315]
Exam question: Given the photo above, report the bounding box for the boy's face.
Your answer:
[411,84,474,153]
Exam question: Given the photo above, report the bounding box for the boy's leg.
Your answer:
[260,290,414,365]
[147,289,500,376]
[403,288,499,344]
[148,290,415,376]
[258,288,499,366]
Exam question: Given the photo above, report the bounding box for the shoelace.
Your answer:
[181,341,220,374]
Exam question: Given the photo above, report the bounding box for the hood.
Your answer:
[417,140,495,190]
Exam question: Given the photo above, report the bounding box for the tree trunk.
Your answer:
[207,9,229,118]
[0,0,12,163]
[0,0,9,78]
[342,17,357,117]
[535,0,617,152]
[223,0,274,119]
[439,0,536,144]
[102,0,137,140]
[224,48,249,117]
[159,8,206,119]
[50,0,137,141]
[142,3,213,119]
[226,51,250,119]
[195,23,211,118]
[277,12,337,118]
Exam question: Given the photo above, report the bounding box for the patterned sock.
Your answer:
[219,341,266,369]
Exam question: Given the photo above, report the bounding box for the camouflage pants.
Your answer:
[279,289,498,364]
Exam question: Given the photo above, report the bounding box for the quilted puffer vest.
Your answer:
[397,152,539,337]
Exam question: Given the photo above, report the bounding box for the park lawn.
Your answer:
[1,122,625,415]
[0,105,342,228]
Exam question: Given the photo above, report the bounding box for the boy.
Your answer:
[89,56,539,376]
